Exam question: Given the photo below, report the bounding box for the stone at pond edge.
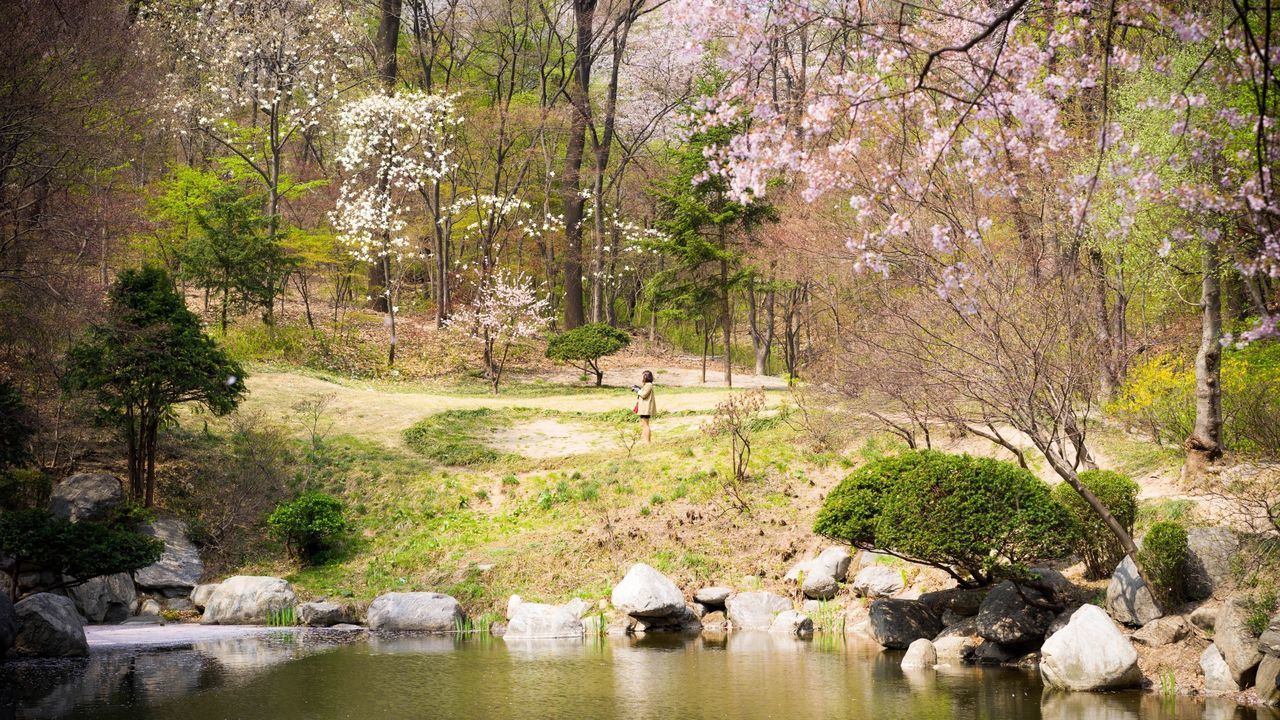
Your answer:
[701,611,729,631]
[919,588,986,617]
[801,573,839,600]
[868,599,942,650]
[1105,556,1162,627]
[1256,655,1280,707]
[976,581,1055,645]
[726,591,791,630]
[611,563,685,618]
[1133,615,1189,647]
[635,607,701,634]
[506,594,523,620]
[0,590,15,657]
[769,610,813,637]
[503,602,584,639]
[191,583,219,611]
[366,592,464,633]
[65,572,136,624]
[1040,604,1142,691]
[901,638,937,668]
[1201,644,1241,695]
[12,593,89,657]
[852,566,904,599]
[200,576,298,625]
[1216,598,1264,686]
[933,636,977,664]
[694,586,732,606]
[299,600,355,627]
[1182,527,1239,601]
[134,517,203,597]
[140,598,162,616]
[1259,611,1280,656]
[49,473,124,523]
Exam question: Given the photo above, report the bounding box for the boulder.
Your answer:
[801,573,838,600]
[1183,527,1239,601]
[366,592,464,632]
[506,594,524,620]
[1256,655,1280,707]
[975,581,1055,645]
[635,607,701,634]
[901,638,937,668]
[694,586,732,606]
[973,641,1023,665]
[769,610,813,637]
[1105,556,1162,626]
[868,599,942,649]
[191,583,219,611]
[1040,604,1142,691]
[163,597,193,613]
[936,615,980,640]
[610,563,685,618]
[0,590,16,657]
[1132,616,1189,647]
[919,588,986,617]
[1201,644,1240,695]
[298,601,354,627]
[12,593,89,657]
[1028,567,1072,596]
[560,598,592,619]
[725,591,791,630]
[65,572,136,624]
[852,566,905,599]
[1216,598,1264,685]
[504,602,584,639]
[1259,611,1280,656]
[933,636,978,664]
[48,473,124,523]
[701,611,729,631]
[134,517,203,597]
[785,547,853,584]
[1190,603,1219,633]
[200,576,297,625]
[140,597,163,616]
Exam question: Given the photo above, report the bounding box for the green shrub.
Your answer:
[0,380,33,470]
[267,492,348,561]
[1053,470,1140,579]
[1137,521,1188,605]
[0,509,164,597]
[545,323,630,386]
[815,450,1074,587]
[0,469,51,511]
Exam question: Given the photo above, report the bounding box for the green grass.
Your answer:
[403,409,513,466]
[266,606,297,627]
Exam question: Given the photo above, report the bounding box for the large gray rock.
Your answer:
[769,610,813,637]
[49,473,125,523]
[66,572,136,623]
[634,606,702,634]
[933,635,978,664]
[366,592,463,632]
[1183,527,1239,601]
[12,593,89,657]
[785,546,853,583]
[1040,604,1142,691]
[1257,655,1280,707]
[611,563,685,618]
[901,638,937,668]
[976,581,1055,645]
[298,601,355,627]
[852,566,904,598]
[0,590,15,657]
[694,586,732,605]
[1259,611,1280,656]
[1201,644,1240,695]
[1216,598,1264,685]
[134,517,203,597]
[725,591,791,630]
[1190,603,1219,633]
[191,583,219,611]
[1105,556,1162,626]
[919,588,986,617]
[503,602,584,639]
[801,573,838,600]
[1132,615,1189,647]
[200,576,297,625]
[868,599,942,649]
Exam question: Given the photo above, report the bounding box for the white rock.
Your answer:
[506,594,524,620]
[504,602,584,639]
[694,586,732,605]
[1040,605,1142,691]
[1201,644,1240,695]
[769,610,813,637]
[901,638,937,668]
[200,576,297,625]
[852,566,905,598]
[611,563,685,618]
[725,591,792,630]
[933,636,977,664]
[366,592,464,632]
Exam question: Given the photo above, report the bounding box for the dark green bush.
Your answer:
[1053,470,1140,579]
[0,380,33,470]
[0,509,164,597]
[545,323,630,386]
[267,492,348,561]
[1137,521,1188,605]
[815,450,1073,587]
[0,469,51,511]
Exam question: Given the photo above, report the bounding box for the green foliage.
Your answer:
[1244,589,1278,636]
[0,510,164,597]
[1137,521,1188,605]
[545,323,631,385]
[268,491,348,561]
[0,469,51,511]
[0,380,33,469]
[402,409,506,466]
[265,606,298,627]
[815,451,1074,587]
[1053,470,1140,579]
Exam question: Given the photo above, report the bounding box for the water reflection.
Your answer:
[2,632,1276,720]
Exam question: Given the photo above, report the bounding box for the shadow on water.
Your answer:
[2,630,1278,720]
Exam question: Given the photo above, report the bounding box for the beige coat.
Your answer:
[637,382,657,416]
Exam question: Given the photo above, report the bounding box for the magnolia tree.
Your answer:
[449,269,551,394]
[332,92,460,364]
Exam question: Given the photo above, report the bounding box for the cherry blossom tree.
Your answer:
[449,269,551,393]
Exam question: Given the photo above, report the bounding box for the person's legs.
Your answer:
[641,416,651,443]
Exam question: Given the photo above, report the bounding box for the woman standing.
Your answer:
[632,371,657,443]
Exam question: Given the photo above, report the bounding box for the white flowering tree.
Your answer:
[332,92,460,364]
[449,269,551,394]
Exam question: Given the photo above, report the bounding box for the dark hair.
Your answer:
[642,370,654,384]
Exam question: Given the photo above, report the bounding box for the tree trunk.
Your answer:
[1186,231,1224,476]
[560,0,596,330]
[368,0,402,314]
[747,272,775,376]
[720,229,733,388]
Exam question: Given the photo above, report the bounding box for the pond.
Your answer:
[2,630,1274,720]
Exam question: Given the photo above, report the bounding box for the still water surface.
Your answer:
[2,630,1275,720]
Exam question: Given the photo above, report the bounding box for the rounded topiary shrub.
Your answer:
[1137,520,1188,605]
[268,492,348,562]
[545,323,630,386]
[1052,469,1139,580]
[815,450,1073,587]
